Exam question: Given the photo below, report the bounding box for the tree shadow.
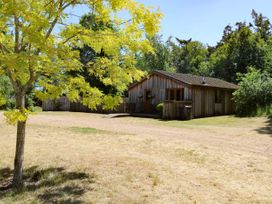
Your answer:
[0,166,95,203]
[255,116,272,136]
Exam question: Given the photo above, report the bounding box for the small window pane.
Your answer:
[181,88,184,100]
[176,89,181,101]
[170,89,175,100]
[145,90,151,101]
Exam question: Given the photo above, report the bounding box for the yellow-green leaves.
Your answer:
[102,95,122,110]
[4,108,30,125]
[0,95,6,107]
[0,0,161,118]
[89,57,144,92]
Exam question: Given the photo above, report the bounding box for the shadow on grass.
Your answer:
[0,166,95,203]
[255,116,272,136]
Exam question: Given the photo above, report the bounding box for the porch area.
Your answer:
[163,100,193,120]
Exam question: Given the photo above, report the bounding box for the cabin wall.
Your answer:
[192,87,235,118]
[128,73,236,118]
[128,74,192,112]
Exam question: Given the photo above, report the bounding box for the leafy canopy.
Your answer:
[0,0,162,123]
[233,68,272,116]
[136,35,175,73]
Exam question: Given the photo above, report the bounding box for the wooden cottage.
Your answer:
[127,70,239,119]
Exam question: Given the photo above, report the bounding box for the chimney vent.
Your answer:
[201,77,206,84]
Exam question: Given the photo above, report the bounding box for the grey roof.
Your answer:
[154,70,239,89]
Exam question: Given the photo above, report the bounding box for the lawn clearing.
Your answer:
[0,112,271,203]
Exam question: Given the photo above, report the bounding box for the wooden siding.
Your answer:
[163,101,193,120]
[192,87,235,118]
[128,74,191,112]
[129,73,236,118]
[42,96,70,111]
[42,97,126,113]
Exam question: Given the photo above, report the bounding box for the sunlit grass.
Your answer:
[129,115,268,129]
[69,127,108,134]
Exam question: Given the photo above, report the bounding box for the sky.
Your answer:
[67,0,272,46]
[137,0,272,46]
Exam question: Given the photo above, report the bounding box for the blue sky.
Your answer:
[67,0,272,46]
[137,0,272,45]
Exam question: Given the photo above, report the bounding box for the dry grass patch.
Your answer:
[0,112,271,203]
[174,148,206,164]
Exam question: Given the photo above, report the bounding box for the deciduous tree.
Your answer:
[0,0,161,188]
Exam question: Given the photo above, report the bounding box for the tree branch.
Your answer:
[4,67,19,93]
[0,43,10,53]
[45,0,79,39]
[14,15,20,53]
[25,45,37,91]
[62,31,83,44]
[45,0,64,39]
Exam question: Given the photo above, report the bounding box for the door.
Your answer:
[144,89,152,113]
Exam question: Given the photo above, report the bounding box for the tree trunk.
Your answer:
[12,92,26,189]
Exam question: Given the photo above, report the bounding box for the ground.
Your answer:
[0,112,271,204]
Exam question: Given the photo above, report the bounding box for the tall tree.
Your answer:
[168,38,210,75]
[251,9,271,41]
[136,35,174,72]
[0,0,161,188]
[209,22,269,82]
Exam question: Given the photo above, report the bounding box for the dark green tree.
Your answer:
[251,9,271,41]
[209,22,269,82]
[168,38,210,75]
[136,35,174,72]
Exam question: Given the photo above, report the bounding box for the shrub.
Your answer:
[156,103,164,116]
[233,68,272,116]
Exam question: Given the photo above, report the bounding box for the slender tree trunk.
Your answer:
[12,92,26,189]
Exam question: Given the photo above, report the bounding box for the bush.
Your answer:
[233,68,272,116]
[156,103,164,116]
[30,106,43,112]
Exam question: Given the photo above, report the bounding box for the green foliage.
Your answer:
[251,9,271,41]
[70,13,121,96]
[137,35,174,72]
[168,38,210,76]
[209,22,271,82]
[69,127,107,134]
[29,106,42,113]
[156,103,163,111]
[0,75,15,109]
[156,103,164,116]
[4,109,31,125]
[0,0,162,124]
[133,10,272,85]
[0,75,37,110]
[233,68,272,116]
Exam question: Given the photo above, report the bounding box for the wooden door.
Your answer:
[144,89,152,113]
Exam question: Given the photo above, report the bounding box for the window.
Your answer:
[176,89,181,101]
[170,89,175,100]
[166,88,184,101]
[145,90,152,101]
[215,89,223,103]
